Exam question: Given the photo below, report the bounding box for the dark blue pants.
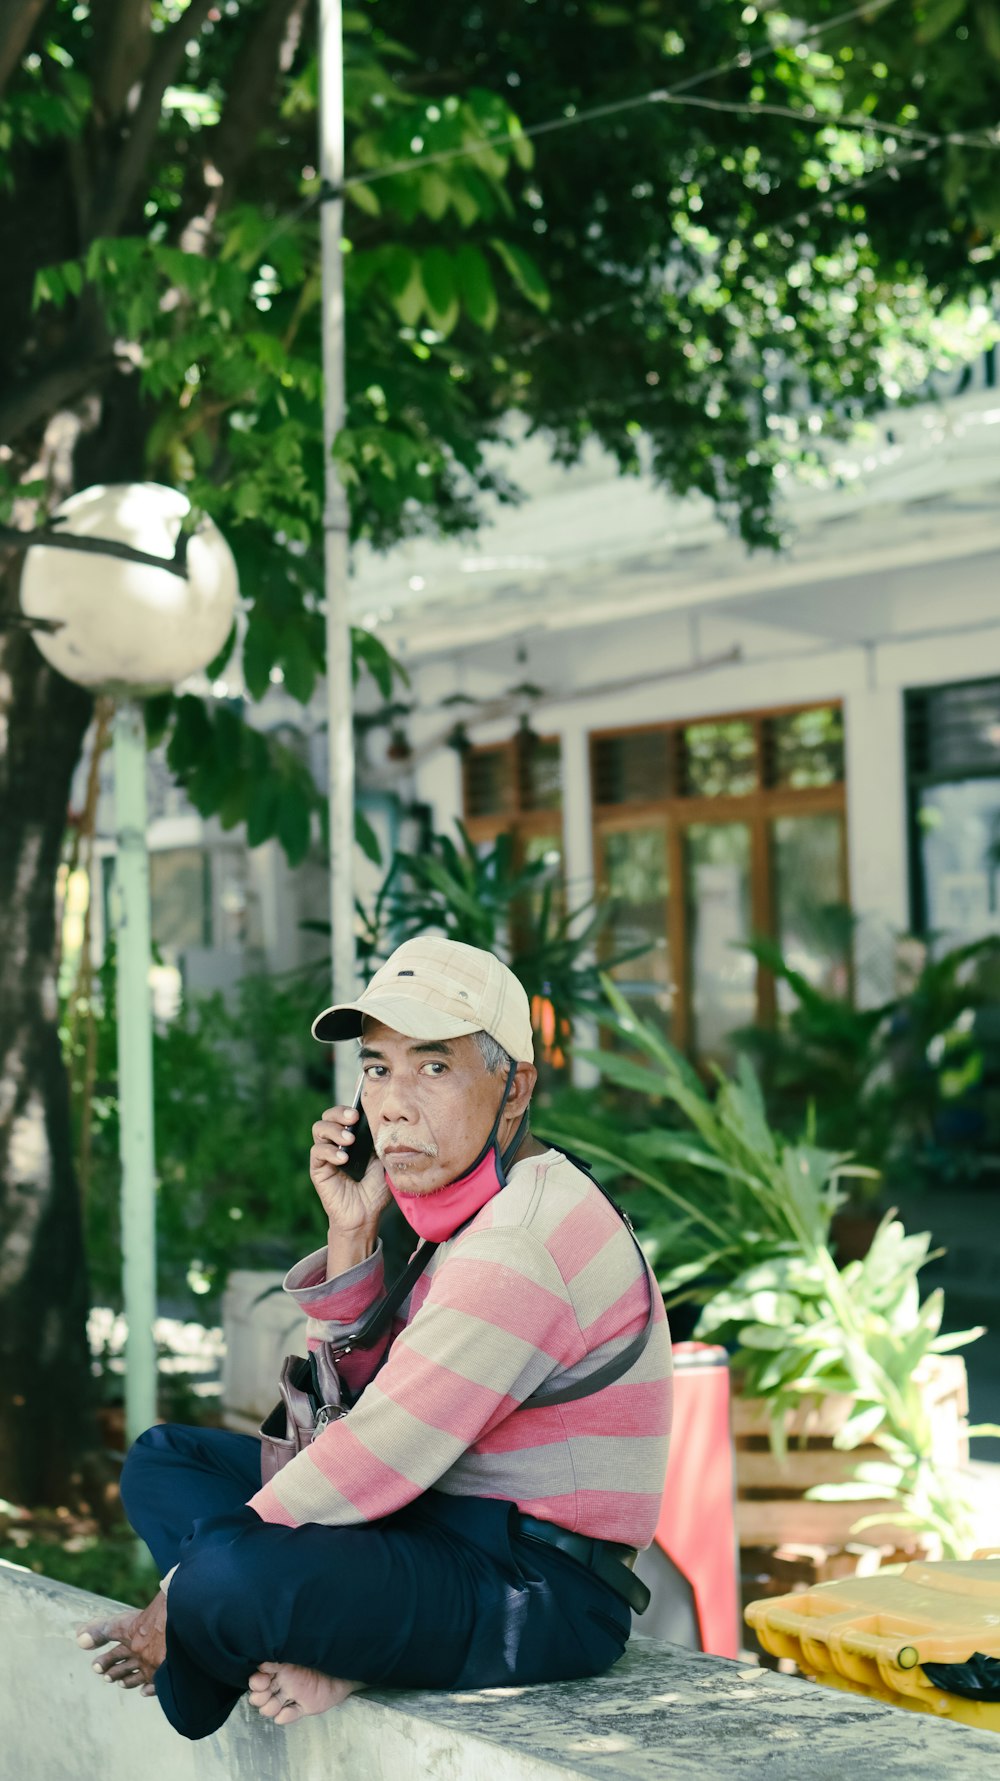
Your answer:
[120,1424,631,1741]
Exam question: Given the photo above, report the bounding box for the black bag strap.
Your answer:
[324,1144,657,1407]
[327,1237,439,1360]
[521,1148,657,1409]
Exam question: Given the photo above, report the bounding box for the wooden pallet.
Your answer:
[732,1353,969,1551]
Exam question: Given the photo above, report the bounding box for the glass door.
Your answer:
[917,778,1000,946]
[597,822,673,1037]
[684,822,754,1064]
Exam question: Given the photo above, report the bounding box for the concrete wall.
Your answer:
[5,1562,999,1779]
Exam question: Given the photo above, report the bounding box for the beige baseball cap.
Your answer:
[312,936,535,1063]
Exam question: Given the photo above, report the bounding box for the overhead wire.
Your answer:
[339,0,920,192]
[228,0,998,361]
[498,137,956,365]
[250,0,987,263]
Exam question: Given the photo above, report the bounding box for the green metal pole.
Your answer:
[319,0,358,1108]
[112,701,158,1446]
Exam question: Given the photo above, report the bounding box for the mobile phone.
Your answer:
[342,1073,376,1182]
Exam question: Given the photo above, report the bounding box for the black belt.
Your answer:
[516,1514,650,1616]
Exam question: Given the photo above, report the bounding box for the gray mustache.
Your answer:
[374,1130,439,1159]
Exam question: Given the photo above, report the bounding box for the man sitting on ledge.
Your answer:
[78,939,673,1741]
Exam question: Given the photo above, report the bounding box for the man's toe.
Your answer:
[274,1703,304,1725]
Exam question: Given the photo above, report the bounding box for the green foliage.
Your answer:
[8,3,541,868]
[356,821,635,1049]
[0,1534,160,1609]
[3,0,998,874]
[373,0,1000,545]
[538,977,994,1556]
[735,932,1000,1192]
[75,959,328,1306]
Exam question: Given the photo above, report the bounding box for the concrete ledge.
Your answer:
[3,1560,998,1778]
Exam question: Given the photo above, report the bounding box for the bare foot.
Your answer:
[247,1660,365,1725]
[77,1593,166,1695]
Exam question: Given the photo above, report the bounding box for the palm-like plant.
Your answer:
[357,822,635,1050]
[538,978,996,1557]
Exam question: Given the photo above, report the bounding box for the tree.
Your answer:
[1,0,997,1503]
[374,0,1000,537]
[0,0,545,1504]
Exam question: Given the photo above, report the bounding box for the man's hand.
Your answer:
[310,1103,390,1235]
[77,1593,168,1694]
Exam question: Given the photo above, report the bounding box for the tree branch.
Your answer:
[90,0,153,127]
[87,0,215,239]
[0,0,51,100]
[178,0,306,253]
[0,348,115,452]
[210,0,306,195]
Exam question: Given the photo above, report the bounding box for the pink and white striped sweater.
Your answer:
[248,1149,673,1548]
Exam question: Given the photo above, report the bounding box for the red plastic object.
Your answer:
[653,1341,740,1658]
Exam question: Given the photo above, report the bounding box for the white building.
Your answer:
[83,358,1000,1062]
[352,360,1000,1061]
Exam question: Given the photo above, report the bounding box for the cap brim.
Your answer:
[312,993,484,1045]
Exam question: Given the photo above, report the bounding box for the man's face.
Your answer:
[359,1019,513,1195]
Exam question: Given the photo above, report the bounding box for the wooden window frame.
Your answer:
[591,702,849,1056]
[462,732,564,863]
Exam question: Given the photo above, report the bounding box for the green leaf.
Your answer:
[489,239,550,311]
[832,1401,887,1450]
[276,784,313,866]
[33,265,64,309]
[930,1326,984,1353]
[242,614,280,703]
[144,693,175,748]
[419,246,459,334]
[279,625,318,705]
[347,180,381,217]
[379,247,424,326]
[572,1048,666,1098]
[246,775,280,848]
[807,1481,897,1502]
[916,0,967,41]
[454,244,498,331]
[351,626,404,697]
[418,171,451,220]
[355,806,382,864]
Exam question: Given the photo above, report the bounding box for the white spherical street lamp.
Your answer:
[19,481,238,692]
[19,483,239,1445]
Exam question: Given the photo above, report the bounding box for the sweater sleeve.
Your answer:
[247,1225,586,1528]
[284,1240,390,1396]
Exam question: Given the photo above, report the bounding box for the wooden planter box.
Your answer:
[732,1353,969,1551]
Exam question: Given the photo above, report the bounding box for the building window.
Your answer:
[591,705,849,1064]
[462,733,565,1065]
[149,848,212,953]
[462,733,564,875]
[907,677,1000,946]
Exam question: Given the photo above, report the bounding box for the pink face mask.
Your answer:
[385,1063,528,1242]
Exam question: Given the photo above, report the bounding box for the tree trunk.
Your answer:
[0,553,97,1504]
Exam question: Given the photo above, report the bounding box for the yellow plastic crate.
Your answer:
[745,1551,1000,1731]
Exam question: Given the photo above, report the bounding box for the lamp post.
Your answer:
[20,482,238,1444]
[318,0,358,1107]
